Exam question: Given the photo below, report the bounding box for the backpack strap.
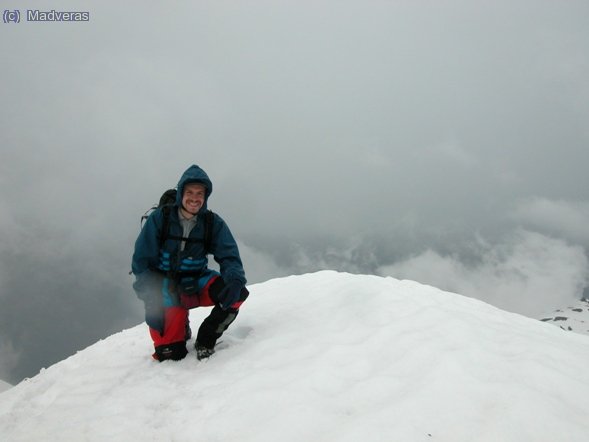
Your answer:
[159,209,215,255]
[204,210,214,254]
[158,205,173,251]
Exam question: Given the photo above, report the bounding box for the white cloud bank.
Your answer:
[378,230,589,318]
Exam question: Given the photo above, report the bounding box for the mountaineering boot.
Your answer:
[195,341,215,360]
[153,342,188,361]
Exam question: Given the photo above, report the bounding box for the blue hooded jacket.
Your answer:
[132,165,246,302]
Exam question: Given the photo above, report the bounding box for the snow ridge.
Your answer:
[541,298,589,335]
[1,271,588,442]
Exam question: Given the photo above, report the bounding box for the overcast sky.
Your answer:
[1,0,588,384]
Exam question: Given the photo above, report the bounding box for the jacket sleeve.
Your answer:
[211,214,247,286]
[131,210,164,301]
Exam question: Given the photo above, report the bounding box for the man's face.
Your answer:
[182,183,206,216]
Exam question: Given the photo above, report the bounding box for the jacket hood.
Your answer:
[176,165,213,208]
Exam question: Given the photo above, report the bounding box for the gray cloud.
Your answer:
[512,198,589,245]
[1,0,589,383]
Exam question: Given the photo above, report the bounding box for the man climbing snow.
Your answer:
[132,165,248,361]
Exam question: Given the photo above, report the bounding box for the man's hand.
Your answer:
[144,298,165,335]
[217,280,243,310]
[133,271,166,335]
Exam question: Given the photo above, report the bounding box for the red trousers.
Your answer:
[149,276,247,360]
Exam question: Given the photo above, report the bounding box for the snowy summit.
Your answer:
[1,271,588,441]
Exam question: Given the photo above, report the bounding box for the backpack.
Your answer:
[141,188,215,254]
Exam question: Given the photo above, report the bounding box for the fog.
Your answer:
[1,0,588,384]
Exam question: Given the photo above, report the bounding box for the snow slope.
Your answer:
[1,271,588,442]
